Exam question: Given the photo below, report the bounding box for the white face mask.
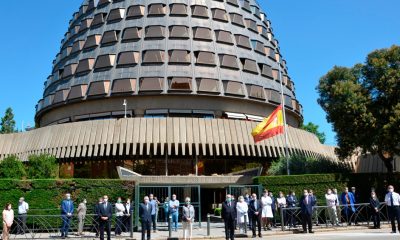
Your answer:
[66,196,71,200]
[389,189,394,193]
[104,198,108,203]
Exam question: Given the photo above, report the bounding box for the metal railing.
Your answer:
[278,203,390,231]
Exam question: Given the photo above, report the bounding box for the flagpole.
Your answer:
[278,58,291,175]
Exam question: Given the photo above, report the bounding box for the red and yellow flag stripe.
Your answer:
[251,105,284,142]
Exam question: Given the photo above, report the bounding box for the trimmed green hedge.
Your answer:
[254,173,400,204]
[0,179,135,214]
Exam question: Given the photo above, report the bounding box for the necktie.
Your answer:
[390,193,394,206]
[306,197,308,205]
[254,201,257,209]
[104,203,106,210]
[229,202,231,208]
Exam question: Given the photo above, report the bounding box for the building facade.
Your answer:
[0,0,338,177]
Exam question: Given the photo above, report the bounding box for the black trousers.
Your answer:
[17,214,27,234]
[251,214,261,236]
[151,214,157,230]
[389,206,400,232]
[141,219,151,240]
[301,212,312,232]
[287,209,297,227]
[371,210,380,228]
[224,219,235,240]
[115,216,123,235]
[99,220,111,240]
[123,215,131,232]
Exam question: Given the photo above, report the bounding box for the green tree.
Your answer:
[0,155,26,179]
[268,155,352,175]
[27,154,59,179]
[0,107,16,134]
[301,122,326,144]
[317,45,400,172]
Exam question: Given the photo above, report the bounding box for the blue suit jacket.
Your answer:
[61,200,74,215]
[139,203,153,222]
[340,192,356,212]
[299,195,316,215]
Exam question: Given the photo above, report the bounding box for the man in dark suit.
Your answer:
[139,196,153,240]
[93,197,103,237]
[248,193,262,238]
[299,189,316,234]
[98,195,113,240]
[221,194,236,240]
[60,193,74,239]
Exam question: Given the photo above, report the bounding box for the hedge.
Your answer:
[0,179,135,215]
[254,173,400,205]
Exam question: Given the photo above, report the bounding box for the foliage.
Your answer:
[317,45,400,172]
[300,122,326,144]
[0,107,16,134]
[254,173,399,205]
[0,155,26,179]
[26,154,59,179]
[214,208,222,216]
[267,155,352,176]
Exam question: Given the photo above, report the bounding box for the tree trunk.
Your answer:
[378,151,394,174]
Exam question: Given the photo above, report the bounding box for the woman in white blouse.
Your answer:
[276,191,287,227]
[261,190,273,230]
[2,203,14,240]
[236,196,248,234]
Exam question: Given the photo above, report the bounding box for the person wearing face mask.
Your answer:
[115,197,125,236]
[123,198,132,232]
[149,194,159,233]
[370,191,381,229]
[261,190,273,231]
[276,191,287,228]
[236,196,248,234]
[93,197,103,237]
[140,196,153,240]
[98,195,113,240]
[222,194,236,240]
[182,197,195,240]
[60,193,74,239]
[286,191,298,228]
[16,197,29,235]
[77,198,87,236]
[385,185,400,233]
[268,192,277,228]
[249,193,262,238]
[299,189,315,234]
[169,194,180,232]
[325,189,339,226]
[2,203,14,240]
[340,187,356,226]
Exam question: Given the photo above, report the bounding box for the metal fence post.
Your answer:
[168,215,172,238]
[207,214,211,236]
[130,209,134,238]
[244,214,247,234]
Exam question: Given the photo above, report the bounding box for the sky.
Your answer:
[0,0,399,145]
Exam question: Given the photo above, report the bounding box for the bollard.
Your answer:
[280,207,285,231]
[244,214,247,234]
[207,214,211,236]
[130,210,134,238]
[168,215,172,238]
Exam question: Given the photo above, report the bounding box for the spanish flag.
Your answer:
[251,105,284,142]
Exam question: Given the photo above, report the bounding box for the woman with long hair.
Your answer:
[2,203,14,240]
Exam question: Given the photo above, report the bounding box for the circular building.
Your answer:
[0,0,336,178]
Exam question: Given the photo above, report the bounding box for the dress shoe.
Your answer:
[252,235,256,238]
[309,231,314,234]
[258,233,262,238]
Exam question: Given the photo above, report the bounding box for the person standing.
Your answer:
[260,190,273,231]
[169,194,180,231]
[276,191,287,228]
[385,185,400,233]
[115,197,125,236]
[340,187,356,225]
[249,193,262,238]
[77,199,87,236]
[149,194,158,233]
[299,189,316,234]
[309,190,318,226]
[269,192,277,228]
[332,188,341,223]
[221,194,236,240]
[370,191,381,229]
[60,193,74,239]
[163,197,170,225]
[325,189,339,226]
[236,196,248,234]
[139,196,153,240]
[93,197,103,237]
[182,197,195,240]
[351,187,360,224]
[286,191,298,228]
[124,198,132,232]
[2,203,14,240]
[17,197,29,235]
[98,195,112,240]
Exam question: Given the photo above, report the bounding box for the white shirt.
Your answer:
[325,194,337,207]
[277,197,286,208]
[18,201,29,214]
[115,203,125,216]
[385,192,400,206]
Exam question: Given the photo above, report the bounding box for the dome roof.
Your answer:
[35,0,302,127]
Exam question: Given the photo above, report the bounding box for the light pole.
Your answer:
[123,99,127,118]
